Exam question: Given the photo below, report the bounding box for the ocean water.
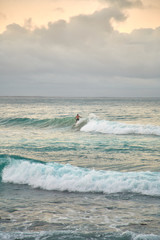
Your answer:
[0,97,160,240]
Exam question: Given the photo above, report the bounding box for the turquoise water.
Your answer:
[0,97,160,239]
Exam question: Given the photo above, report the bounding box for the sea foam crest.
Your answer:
[81,118,160,135]
[2,160,160,196]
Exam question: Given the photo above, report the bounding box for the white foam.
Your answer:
[123,231,160,240]
[81,119,160,135]
[2,160,160,196]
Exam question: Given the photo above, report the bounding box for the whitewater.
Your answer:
[0,97,160,240]
[2,159,160,196]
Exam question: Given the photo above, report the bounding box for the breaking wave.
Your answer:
[0,114,160,135]
[1,156,160,196]
[80,117,160,136]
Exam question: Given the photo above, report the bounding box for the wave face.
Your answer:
[1,157,160,196]
[80,118,160,136]
[0,117,75,129]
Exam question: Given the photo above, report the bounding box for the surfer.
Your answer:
[75,114,81,123]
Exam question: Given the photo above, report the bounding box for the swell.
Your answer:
[0,117,75,129]
[1,155,160,196]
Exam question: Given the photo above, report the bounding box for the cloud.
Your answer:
[101,0,143,9]
[0,7,160,97]
[23,18,33,30]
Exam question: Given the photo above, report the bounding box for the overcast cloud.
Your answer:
[0,5,160,97]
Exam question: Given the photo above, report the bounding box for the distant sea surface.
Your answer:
[0,97,160,240]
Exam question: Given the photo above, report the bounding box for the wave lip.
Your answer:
[80,119,160,136]
[2,160,160,196]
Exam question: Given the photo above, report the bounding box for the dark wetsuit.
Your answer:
[76,115,80,122]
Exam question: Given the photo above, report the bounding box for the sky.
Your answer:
[0,0,160,97]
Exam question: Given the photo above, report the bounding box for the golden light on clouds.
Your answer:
[112,7,160,33]
[0,0,160,97]
[0,0,105,32]
[0,0,160,33]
